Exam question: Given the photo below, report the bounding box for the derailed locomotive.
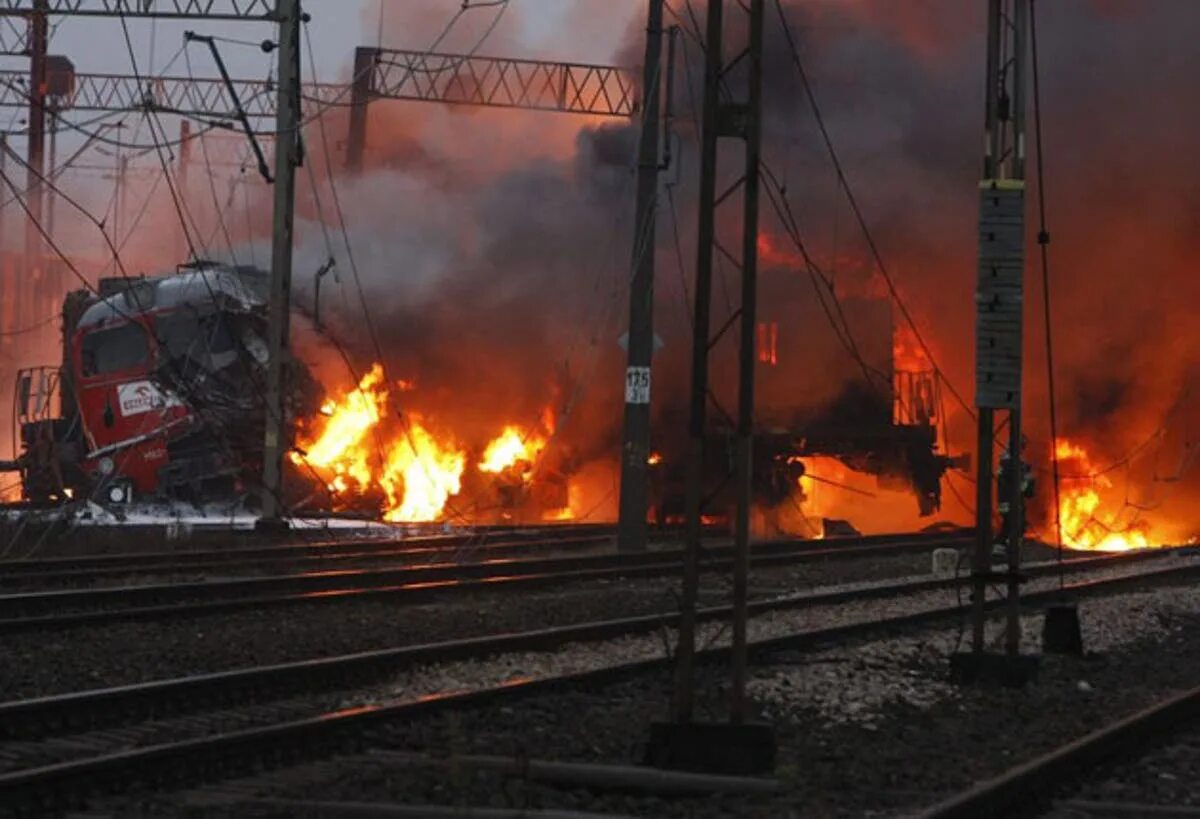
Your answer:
[4,263,313,507]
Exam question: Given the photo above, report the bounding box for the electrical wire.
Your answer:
[772,0,975,424]
[0,313,58,336]
[185,44,241,264]
[4,112,301,535]
[0,38,309,544]
[1028,0,1063,583]
[306,54,469,525]
[117,12,203,262]
[296,0,654,534]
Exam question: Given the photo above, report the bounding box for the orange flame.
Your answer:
[295,364,387,495]
[789,455,939,536]
[1051,438,1154,552]
[479,425,547,481]
[292,363,465,522]
[380,417,466,522]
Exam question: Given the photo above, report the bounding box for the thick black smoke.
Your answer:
[290,1,1200,535]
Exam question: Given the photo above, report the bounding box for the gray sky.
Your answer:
[0,1,640,148]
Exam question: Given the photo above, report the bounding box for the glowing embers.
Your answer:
[1051,438,1155,552]
[292,363,466,522]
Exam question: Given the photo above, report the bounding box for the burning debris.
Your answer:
[0,1,1190,547]
[291,363,572,523]
[292,363,467,522]
[1051,438,1155,552]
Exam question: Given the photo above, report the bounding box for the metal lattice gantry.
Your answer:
[0,69,342,119]
[368,49,638,117]
[345,47,636,171]
[0,0,277,19]
[0,14,27,55]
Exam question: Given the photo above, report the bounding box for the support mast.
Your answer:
[970,0,1029,659]
[259,0,302,525]
[616,0,665,553]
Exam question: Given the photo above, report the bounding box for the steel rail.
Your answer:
[0,525,919,580]
[0,533,973,629]
[0,533,623,589]
[917,681,1200,818]
[0,523,622,575]
[0,549,1186,741]
[2,558,1198,812]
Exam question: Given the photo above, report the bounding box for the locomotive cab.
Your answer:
[5,264,279,507]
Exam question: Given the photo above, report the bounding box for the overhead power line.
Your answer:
[771,0,976,423]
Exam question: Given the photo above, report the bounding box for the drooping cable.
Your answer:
[1029,0,1064,585]
[772,0,975,424]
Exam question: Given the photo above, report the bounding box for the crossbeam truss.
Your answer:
[0,1,278,55]
[0,14,26,54]
[368,50,637,117]
[0,1,276,19]
[0,69,344,118]
[0,51,635,124]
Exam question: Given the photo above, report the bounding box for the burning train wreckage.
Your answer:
[0,0,1189,555]
[0,255,962,532]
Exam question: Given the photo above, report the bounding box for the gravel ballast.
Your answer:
[0,545,985,700]
[75,566,1200,817]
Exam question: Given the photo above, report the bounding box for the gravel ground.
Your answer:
[1043,700,1200,817]
[340,554,1199,711]
[0,545,980,700]
[9,553,1183,777]
[86,571,1200,819]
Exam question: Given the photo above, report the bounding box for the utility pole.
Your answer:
[45,100,56,239]
[730,0,765,724]
[24,0,46,320]
[0,133,6,250]
[0,132,6,335]
[616,0,665,553]
[44,97,57,305]
[177,119,191,261]
[652,0,773,775]
[672,0,724,726]
[345,45,375,173]
[959,0,1033,683]
[113,153,127,245]
[259,0,302,526]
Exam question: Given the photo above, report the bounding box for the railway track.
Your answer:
[0,526,928,590]
[0,523,648,588]
[919,673,1200,819]
[0,530,972,633]
[0,548,1195,813]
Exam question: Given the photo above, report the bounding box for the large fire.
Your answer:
[292,363,468,522]
[292,363,570,523]
[1051,438,1155,552]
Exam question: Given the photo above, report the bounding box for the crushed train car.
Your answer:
[2,262,317,508]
